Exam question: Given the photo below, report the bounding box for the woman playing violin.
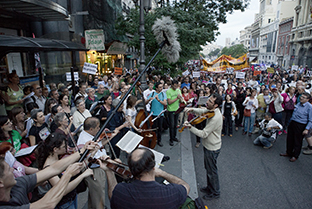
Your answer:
[183,93,223,200]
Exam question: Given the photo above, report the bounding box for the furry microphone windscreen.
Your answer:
[152,16,181,63]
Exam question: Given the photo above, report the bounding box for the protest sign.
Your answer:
[267,67,274,73]
[254,71,261,76]
[114,67,123,75]
[182,70,190,76]
[82,62,98,75]
[85,29,105,50]
[236,72,245,79]
[66,72,79,81]
[291,65,298,71]
[192,71,200,78]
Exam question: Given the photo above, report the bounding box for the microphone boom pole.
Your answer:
[78,40,167,162]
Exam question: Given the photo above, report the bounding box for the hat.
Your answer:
[112,98,121,108]
[30,109,42,120]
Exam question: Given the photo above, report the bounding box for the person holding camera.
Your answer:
[253,112,283,149]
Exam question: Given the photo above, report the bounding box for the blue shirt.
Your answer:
[291,102,312,130]
[147,91,167,116]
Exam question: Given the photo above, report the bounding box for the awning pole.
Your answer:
[71,51,76,97]
[38,67,44,88]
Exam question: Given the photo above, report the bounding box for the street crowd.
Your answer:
[0,65,312,208]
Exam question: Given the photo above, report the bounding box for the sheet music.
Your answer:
[138,145,164,168]
[197,96,209,105]
[116,131,143,153]
[15,145,38,158]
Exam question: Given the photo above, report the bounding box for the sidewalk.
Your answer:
[78,128,198,209]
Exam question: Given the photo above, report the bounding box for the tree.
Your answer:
[208,48,221,57]
[220,44,247,58]
[115,0,250,75]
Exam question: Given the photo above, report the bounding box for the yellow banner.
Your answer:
[201,54,250,73]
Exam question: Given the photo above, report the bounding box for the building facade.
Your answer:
[239,26,252,49]
[277,17,293,68]
[289,0,312,68]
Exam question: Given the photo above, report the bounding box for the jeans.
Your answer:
[253,135,275,147]
[204,147,220,196]
[272,112,283,126]
[222,115,233,135]
[244,112,256,133]
[168,111,179,141]
[235,103,244,127]
[56,196,77,209]
[152,116,163,142]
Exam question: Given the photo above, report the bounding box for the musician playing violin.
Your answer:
[77,117,116,209]
[183,93,223,200]
[147,82,167,147]
[98,148,190,209]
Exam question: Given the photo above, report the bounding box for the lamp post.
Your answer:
[134,0,151,89]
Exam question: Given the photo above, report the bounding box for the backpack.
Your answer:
[284,94,295,110]
[179,196,207,209]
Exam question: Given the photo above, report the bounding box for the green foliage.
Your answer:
[115,0,249,75]
[220,44,248,58]
[208,48,221,57]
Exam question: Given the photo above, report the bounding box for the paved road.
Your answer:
[192,127,312,209]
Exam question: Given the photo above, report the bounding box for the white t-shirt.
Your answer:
[77,130,106,159]
[143,89,155,112]
[126,108,137,125]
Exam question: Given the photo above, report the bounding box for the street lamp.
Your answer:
[133,0,152,89]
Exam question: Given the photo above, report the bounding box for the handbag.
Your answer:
[244,108,251,117]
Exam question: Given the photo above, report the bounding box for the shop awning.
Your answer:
[0,35,87,55]
[0,0,68,21]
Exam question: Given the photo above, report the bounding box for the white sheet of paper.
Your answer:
[15,145,38,158]
[138,145,164,168]
[116,131,143,153]
[197,96,209,105]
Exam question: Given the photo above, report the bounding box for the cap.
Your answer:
[30,109,42,120]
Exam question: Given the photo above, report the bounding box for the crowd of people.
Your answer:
[0,65,312,208]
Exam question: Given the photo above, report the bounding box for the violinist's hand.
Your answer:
[81,168,94,178]
[112,129,119,138]
[81,141,97,153]
[65,163,83,177]
[136,129,142,133]
[98,155,110,171]
[183,121,192,128]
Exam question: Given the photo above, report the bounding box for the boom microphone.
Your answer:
[152,16,181,63]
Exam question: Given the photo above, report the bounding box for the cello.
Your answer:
[134,82,157,149]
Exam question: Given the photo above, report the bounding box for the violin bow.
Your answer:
[102,131,117,160]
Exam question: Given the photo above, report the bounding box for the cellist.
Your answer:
[147,82,167,147]
[125,95,142,133]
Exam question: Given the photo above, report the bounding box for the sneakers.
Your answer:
[229,134,233,137]
[303,147,312,155]
[302,146,310,150]
[242,131,247,135]
[221,134,225,137]
[195,142,200,148]
[203,194,220,200]
[263,143,273,149]
[169,141,174,146]
[157,141,163,147]
[172,138,180,142]
[252,127,260,134]
[283,130,287,134]
[200,187,210,194]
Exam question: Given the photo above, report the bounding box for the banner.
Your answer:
[202,54,249,73]
[82,62,98,75]
[192,71,200,78]
[85,29,105,51]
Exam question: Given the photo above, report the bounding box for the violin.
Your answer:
[88,157,133,180]
[134,82,157,149]
[178,111,215,133]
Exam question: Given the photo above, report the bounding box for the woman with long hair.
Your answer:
[267,86,284,135]
[94,95,112,126]
[243,89,258,136]
[3,72,24,113]
[59,94,71,117]
[221,94,237,137]
[0,116,22,152]
[37,133,93,209]
[281,87,296,134]
[10,107,27,138]
[29,109,50,146]
[125,95,142,132]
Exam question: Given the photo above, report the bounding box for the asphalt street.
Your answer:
[192,127,312,209]
[78,127,312,209]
